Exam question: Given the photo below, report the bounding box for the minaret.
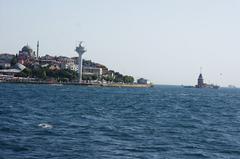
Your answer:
[75,42,86,83]
[37,41,39,59]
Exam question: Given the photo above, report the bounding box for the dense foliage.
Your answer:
[10,55,18,66]
[123,75,134,83]
[16,66,134,83]
[17,67,78,82]
[82,74,98,81]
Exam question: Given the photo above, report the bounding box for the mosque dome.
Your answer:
[22,45,33,52]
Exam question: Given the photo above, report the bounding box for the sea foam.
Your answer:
[38,123,53,129]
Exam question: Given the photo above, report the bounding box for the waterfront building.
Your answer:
[137,78,150,84]
[60,63,78,71]
[83,67,102,77]
[68,64,78,71]
[57,56,77,71]
[0,53,14,69]
[0,63,11,69]
[56,56,75,64]
[0,63,25,74]
[39,55,59,66]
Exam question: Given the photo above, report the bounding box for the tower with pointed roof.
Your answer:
[197,73,204,88]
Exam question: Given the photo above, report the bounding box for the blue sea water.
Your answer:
[1,84,240,159]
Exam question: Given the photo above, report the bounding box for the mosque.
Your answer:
[18,42,39,64]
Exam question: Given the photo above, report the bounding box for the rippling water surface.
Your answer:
[1,84,240,159]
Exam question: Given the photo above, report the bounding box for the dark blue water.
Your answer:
[1,84,240,159]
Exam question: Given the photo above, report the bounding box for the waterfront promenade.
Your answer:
[0,79,153,88]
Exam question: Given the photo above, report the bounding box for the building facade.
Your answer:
[137,78,150,84]
[18,45,36,64]
[83,67,102,77]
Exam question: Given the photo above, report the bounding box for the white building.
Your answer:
[0,63,26,74]
[83,67,102,77]
[60,63,78,72]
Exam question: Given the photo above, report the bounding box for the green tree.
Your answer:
[92,75,97,80]
[17,68,32,77]
[123,75,134,83]
[103,76,114,82]
[41,70,47,79]
[10,55,18,66]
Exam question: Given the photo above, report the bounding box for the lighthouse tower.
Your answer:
[75,42,86,83]
[196,67,204,88]
[197,73,204,88]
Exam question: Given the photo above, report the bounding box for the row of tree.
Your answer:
[102,73,134,83]
[16,66,134,83]
[17,67,78,82]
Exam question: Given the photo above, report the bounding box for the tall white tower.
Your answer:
[75,42,86,83]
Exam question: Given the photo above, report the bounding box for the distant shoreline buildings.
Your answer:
[0,41,150,85]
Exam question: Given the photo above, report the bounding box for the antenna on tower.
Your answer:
[200,67,202,74]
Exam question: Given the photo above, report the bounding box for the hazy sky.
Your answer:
[0,0,240,86]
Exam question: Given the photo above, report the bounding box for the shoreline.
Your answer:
[0,80,153,88]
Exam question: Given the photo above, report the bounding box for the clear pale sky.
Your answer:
[0,0,240,86]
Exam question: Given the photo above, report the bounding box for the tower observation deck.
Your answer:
[75,42,86,83]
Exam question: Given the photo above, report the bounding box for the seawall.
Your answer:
[0,80,153,88]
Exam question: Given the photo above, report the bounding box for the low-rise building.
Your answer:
[0,53,14,61]
[137,78,150,84]
[0,63,11,69]
[0,63,26,75]
[0,53,14,69]
[60,63,78,71]
[83,67,102,77]
[57,56,75,64]
[68,63,78,71]
[40,54,55,61]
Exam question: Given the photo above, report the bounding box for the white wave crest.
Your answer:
[38,123,53,129]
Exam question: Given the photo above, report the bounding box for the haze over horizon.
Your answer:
[0,0,240,86]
